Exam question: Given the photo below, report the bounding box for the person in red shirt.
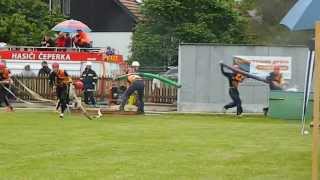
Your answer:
[55,32,66,48]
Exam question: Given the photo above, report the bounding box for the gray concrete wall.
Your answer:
[178,44,309,113]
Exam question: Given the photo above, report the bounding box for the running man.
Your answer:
[0,62,13,112]
[220,63,246,116]
[49,63,72,118]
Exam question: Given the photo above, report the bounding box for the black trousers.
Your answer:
[120,80,144,112]
[224,87,243,115]
[56,85,68,114]
[0,87,10,107]
[84,90,96,105]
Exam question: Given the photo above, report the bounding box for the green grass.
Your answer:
[0,111,315,180]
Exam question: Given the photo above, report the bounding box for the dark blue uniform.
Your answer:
[263,72,283,115]
[221,64,244,116]
[120,75,144,113]
[266,72,283,90]
[80,68,98,105]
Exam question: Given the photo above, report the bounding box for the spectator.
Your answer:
[106,46,114,55]
[55,32,66,48]
[80,62,98,105]
[72,34,80,48]
[74,29,91,48]
[38,61,51,76]
[65,33,72,48]
[21,65,36,77]
[40,34,55,48]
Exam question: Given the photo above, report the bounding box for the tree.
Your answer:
[0,0,65,46]
[130,0,249,67]
[239,0,312,45]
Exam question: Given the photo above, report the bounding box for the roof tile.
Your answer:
[118,0,142,20]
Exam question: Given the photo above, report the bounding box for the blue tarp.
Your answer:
[280,0,320,31]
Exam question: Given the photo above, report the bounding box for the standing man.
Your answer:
[119,74,145,114]
[21,65,36,77]
[0,63,13,112]
[38,61,51,76]
[80,62,98,106]
[263,65,284,115]
[266,65,284,91]
[220,63,246,116]
[49,63,72,118]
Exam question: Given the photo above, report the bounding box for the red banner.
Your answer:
[0,50,106,62]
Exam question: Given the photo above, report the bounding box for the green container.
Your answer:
[268,90,313,120]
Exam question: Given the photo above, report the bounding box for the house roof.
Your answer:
[114,0,142,21]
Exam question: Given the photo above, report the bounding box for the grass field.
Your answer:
[0,111,315,180]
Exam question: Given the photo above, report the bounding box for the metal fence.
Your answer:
[12,76,178,104]
[178,44,309,112]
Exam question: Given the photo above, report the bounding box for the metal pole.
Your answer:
[49,0,52,12]
[312,21,320,180]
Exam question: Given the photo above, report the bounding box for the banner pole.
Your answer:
[312,21,320,180]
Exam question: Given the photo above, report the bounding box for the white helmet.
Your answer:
[132,61,140,67]
[86,62,92,66]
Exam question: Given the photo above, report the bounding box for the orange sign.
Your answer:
[104,55,124,63]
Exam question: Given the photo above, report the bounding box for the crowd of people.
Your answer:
[40,30,120,56]
[0,60,101,113]
[40,30,92,49]
[18,61,51,77]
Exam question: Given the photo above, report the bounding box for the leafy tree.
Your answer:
[130,0,249,67]
[0,0,65,46]
[239,0,312,45]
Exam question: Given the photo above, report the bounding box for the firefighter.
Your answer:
[119,74,145,114]
[80,62,98,106]
[266,65,284,90]
[0,62,13,112]
[263,65,285,116]
[220,63,246,116]
[49,63,72,118]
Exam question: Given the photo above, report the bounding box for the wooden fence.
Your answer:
[12,76,178,104]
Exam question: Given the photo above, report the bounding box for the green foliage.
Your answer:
[0,0,65,46]
[130,0,249,67]
[239,0,312,45]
